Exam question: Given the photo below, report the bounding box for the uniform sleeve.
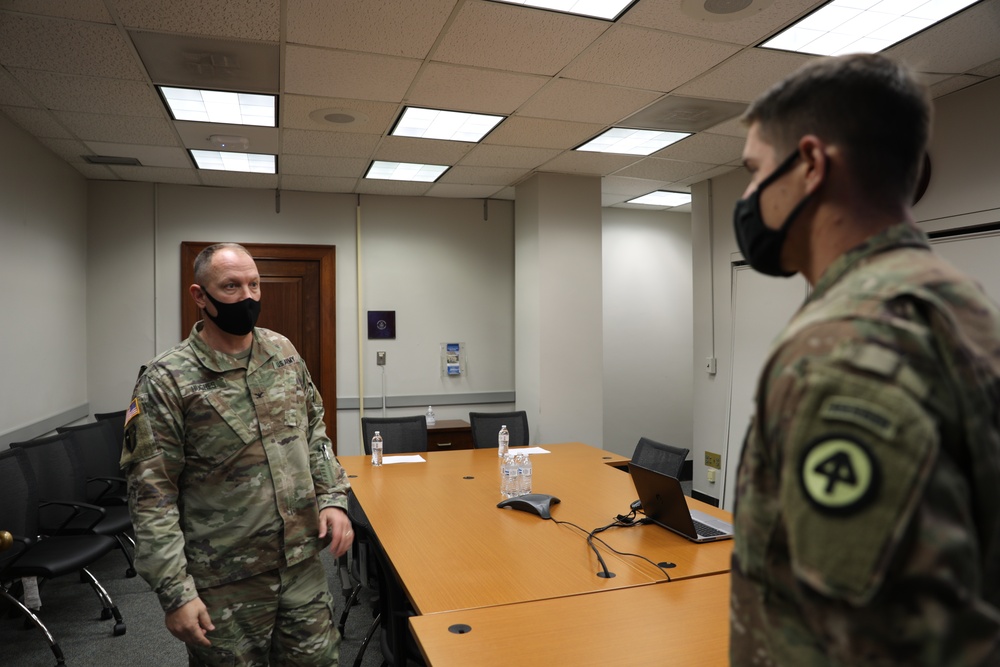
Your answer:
[120,370,199,613]
[302,366,350,513]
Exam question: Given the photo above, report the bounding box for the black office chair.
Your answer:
[93,409,126,449]
[57,420,128,506]
[10,434,137,578]
[469,410,529,449]
[630,437,689,480]
[0,447,125,666]
[360,415,428,455]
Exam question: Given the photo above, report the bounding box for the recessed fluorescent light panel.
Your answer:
[365,161,449,183]
[627,191,692,207]
[489,0,637,20]
[392,107,505,143]
[159,86,276,126]
[190,150,276,174]
[761,0,981,56]
[576,128,690,156]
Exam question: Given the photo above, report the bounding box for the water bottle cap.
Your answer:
[374,431,380,435]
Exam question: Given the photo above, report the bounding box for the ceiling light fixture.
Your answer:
[365,161,449,182]
[488,0,638,21]
[391,107,505,143]
[627,191,693,207]
[190,150,276,174]
[159,86,277,127]
[761,0,982,56]
[576,128,690,156]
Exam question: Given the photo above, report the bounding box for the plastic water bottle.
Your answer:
[371,431,383,467]
[498,424,509,458]
[425,406,436,426]
[501,453,517,498]
[518,454,532,496]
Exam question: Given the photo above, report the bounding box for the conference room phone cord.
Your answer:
[544,515,674,582]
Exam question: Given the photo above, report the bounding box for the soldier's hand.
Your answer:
[166,597,215,647]
[319,506,354,558]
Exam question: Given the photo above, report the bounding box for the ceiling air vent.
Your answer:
[83,155,143,166]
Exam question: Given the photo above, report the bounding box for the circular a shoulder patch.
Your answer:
[799,435,880,515]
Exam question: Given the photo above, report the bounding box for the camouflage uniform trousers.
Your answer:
[187,555,340,666]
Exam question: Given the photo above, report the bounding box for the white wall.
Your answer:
[692,75,1000,505]
[0,112,88,444]
[602,207,693,459]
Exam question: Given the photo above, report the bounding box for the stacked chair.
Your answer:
[0,446,126,666]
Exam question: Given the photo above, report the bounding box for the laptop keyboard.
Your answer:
[693,520,725,538]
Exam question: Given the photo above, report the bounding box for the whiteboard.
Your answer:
[723,266,809,511]
[721,226,1000,512]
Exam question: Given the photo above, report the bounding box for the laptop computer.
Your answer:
[628,462,733,543]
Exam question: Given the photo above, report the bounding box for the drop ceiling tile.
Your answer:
[2,105,72,138]
[889,0,1000,76]
[679,164,740,185]
[654,132,745,164]
[482,116,605,150]
[356,179,433,196]
[282,129,380,158]
[84,142,191,168]
[35,136,90,162]
[0,67,38,107]
[0,14,145,79]
[287,0,455,58]
[432,1,607,76]
[373,136,473,165]
[9,69,162,116]
[970,58,1000,78]
[426,183,506,198]
[602,175,674,196]
[439,165,529,186]
[285,45,421,101]
[492,186,515,200]
[518,79,659,125]
[111,0,280,41]
[280,174,358,193]
[408,62,549,114]
[614,156,715,182]
[282,155,369,178]
[624,0,821,47]
[174,122,279,153]
[283,95,399,134]
[602,192,631,206]
[70,162,117,179]
[673,48,813,103]
[459,144,561,169]
[539,151,641,176]
[705,115,748,138]
[930,75,988,99]
[130,31,279,92]
[1,0,113,22]
[109,165,200,184]
[560,24,741,92]
[197,171,279,189]
[53,110,178,144]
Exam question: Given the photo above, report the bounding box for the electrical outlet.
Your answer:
[376,351,386,366]
[705,451,721,469]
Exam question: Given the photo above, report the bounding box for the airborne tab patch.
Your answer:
[799,435,880,515]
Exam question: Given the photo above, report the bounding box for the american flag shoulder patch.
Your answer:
[124,398,141,427]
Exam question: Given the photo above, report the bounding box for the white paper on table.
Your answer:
[381,455,426,464]
[509,447,550,455]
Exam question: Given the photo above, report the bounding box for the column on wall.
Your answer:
[514,173,604,447]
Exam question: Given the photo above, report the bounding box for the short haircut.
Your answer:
[193,243,252,285]
[743,53,931,208]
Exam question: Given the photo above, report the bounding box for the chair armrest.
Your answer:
[86,476,128,505]
[38,498,107,533]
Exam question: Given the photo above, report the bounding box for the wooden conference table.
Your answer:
[338,443,733,662]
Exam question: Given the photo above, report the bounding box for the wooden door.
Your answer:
[180,243,338,452]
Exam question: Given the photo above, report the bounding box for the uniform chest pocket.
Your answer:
[277,368,307,430]
[183,389,257,467]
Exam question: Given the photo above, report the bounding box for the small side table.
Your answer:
[427,419,473,451]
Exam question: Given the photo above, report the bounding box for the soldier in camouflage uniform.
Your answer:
[121,243,354,666]
[730,54,1000,665]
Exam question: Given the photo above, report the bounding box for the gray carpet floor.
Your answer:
[2,548,384,667]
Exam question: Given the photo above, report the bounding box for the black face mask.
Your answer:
[733,150,813,278]
[200,286,261,336]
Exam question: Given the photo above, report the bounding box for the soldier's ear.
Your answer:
[190,284,207,308]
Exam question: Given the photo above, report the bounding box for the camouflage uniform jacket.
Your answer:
[120,323,350,613]
[731,223,1000,666]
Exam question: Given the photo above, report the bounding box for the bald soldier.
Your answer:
[730,54,1000,665]
[121,243,354,666]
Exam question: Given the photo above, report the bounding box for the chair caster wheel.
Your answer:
[101,608,113,620]
[126,568,137,578]
[113,622,127,636]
